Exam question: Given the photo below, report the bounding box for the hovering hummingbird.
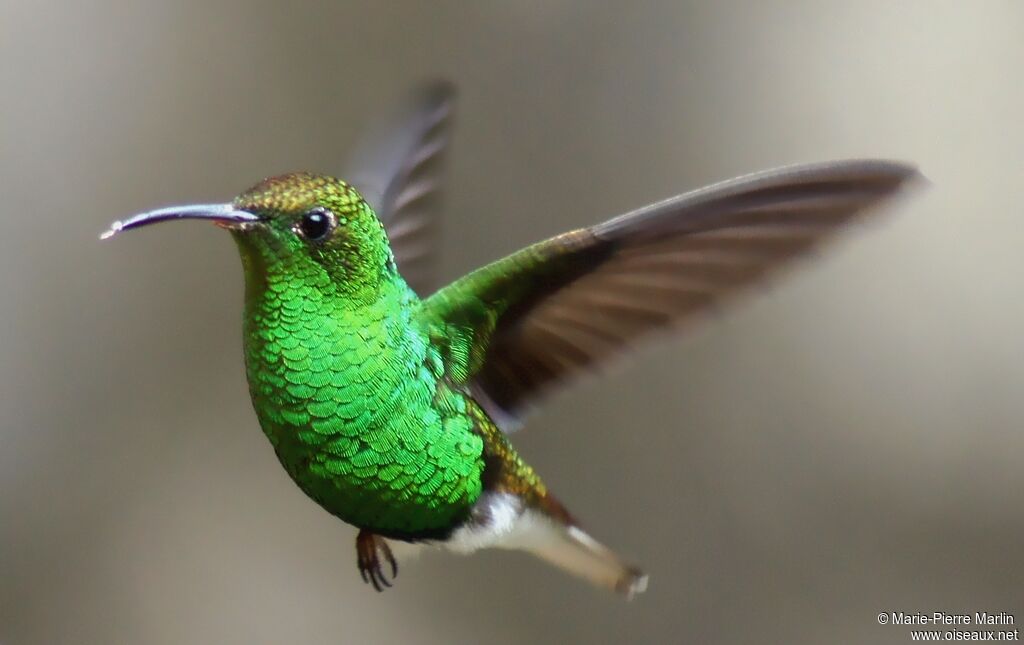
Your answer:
[103,82,920,597]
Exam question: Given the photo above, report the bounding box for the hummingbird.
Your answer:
[102,82,920,597]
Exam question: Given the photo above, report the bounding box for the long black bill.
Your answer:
[100,203,259,240]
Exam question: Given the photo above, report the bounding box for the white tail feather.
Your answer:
[494,505,646,597]
[446,493,647,597]
[529,521,648,597]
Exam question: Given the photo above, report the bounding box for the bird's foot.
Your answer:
[356,530,398,592]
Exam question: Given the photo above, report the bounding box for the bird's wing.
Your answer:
[420,159,922,429]
[343,81,456,296]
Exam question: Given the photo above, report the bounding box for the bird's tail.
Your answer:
[518,506,648,598]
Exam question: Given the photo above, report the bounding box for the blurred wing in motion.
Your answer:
[344,81,456,296]
[421,159,922,429]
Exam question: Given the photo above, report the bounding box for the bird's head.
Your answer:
[103,172,396,298]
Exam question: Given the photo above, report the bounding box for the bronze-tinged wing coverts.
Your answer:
[422,159,922,427]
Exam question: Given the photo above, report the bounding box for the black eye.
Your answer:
[298,207,334,241]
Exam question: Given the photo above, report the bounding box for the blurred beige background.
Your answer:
[2,1,1022,644]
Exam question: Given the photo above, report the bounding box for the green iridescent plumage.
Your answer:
[104,82,921,596]
[233,174,482,536]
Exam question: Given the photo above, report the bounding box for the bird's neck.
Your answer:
[239,263,422,370]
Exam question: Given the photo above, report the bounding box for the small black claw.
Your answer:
[380,539,398,580]
[369,568,384,592]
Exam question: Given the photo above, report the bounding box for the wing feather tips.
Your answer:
[343,81,456,297]
[593,159,923,239]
